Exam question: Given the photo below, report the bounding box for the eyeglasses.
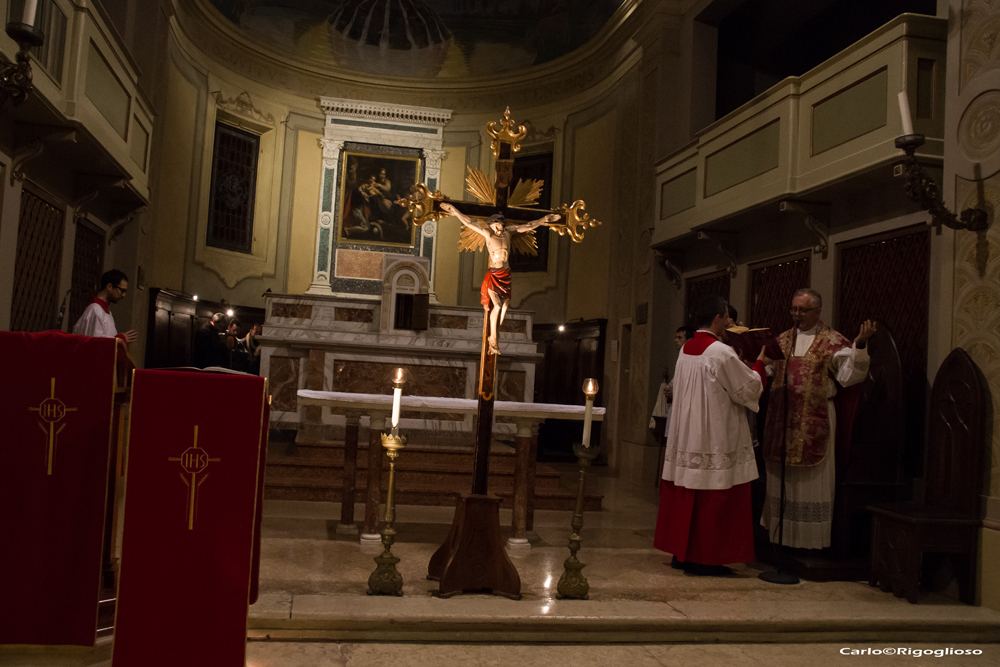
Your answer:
[113,285,127,295]
[790,307,817,314]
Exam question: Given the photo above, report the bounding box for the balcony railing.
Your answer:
[1,0,153,202]
[654,13,946,246]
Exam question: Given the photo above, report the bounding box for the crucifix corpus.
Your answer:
[396,107,601,598]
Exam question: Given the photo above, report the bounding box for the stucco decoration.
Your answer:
[959,90,1000,180]
[954,172,1000,496]
[961,1,1000,92]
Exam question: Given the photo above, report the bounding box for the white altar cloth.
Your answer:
[297,390,605,422]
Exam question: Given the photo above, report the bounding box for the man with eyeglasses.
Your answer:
[760,288,876,550]
[72,269,137,343]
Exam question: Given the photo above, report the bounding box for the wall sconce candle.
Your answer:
[897,90,914,136]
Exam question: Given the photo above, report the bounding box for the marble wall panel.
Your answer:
[430,313,469,329]
[269,356,300,412]
[500,318,527,334]
[335,307,374,323]
[331,360,469,422]
[331,360,468,398]
[497,370,526,402]
[272,303,313,319]
[335,249,384,280]
[495,369,527,424]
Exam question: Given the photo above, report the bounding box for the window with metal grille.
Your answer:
[10,188,65,332]
[69,220,106,329]
[207,122,259,253]
[748,253,810,333]
[685,271,731,327]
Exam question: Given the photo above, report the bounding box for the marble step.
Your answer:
[263,476,603,511]
[264,455,563,489]
[246,596,1000,644]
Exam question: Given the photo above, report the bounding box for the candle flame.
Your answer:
[393,367,405,384]
[582,378,599,396]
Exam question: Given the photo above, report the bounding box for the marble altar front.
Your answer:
[260,288,540,438]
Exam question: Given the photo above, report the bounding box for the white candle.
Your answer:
[897,90,914,136]
[581,396,594,448]
[391,386,402,429]
[22,0,38,27]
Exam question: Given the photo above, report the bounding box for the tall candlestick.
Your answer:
[580,378,599,448]
[897,90,914,136]
[390,367,406,430]
[22,0,39,27]
[391,386,402,429]
[581,397,594,448]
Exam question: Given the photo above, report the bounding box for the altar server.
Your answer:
[654,296,768,576]
[72,269,137,343]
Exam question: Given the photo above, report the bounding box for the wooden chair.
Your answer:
[867,348,989,604]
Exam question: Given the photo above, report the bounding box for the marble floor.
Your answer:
[256,464,950,605]
[3,466,999,666]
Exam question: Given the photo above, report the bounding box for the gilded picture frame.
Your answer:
[337,149,423,247]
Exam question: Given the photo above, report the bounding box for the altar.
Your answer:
[259,253,540,439]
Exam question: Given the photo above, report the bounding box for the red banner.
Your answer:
[0,331,118,646]
[112,370,266,667]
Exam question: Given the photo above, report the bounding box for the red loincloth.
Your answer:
[480,267,512,308]
[653,479,755,565]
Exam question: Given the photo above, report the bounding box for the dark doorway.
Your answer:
[533,319,607,461]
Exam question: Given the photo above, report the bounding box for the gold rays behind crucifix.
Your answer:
[458,166,546,255]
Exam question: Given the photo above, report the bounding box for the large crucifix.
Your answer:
[397,108,600,598]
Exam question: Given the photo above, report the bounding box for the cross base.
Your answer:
[427,494,521,600]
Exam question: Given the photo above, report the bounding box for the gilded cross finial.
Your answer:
[394,183,444,228]
[551,200,602,242]
[487,107,528,158]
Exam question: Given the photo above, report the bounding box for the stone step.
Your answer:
[263,476,603,512]
[246,596,1000,644]
[264,456,563,489]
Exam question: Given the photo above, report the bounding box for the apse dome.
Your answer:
[328,0,452,78]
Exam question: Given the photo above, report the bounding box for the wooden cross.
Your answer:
[398,108,600,495]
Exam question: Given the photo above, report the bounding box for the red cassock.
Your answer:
[652,331,763,566]
[654,480,755,565]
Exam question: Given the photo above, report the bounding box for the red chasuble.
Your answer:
[112,370,267,667]
[653,331,760,566]
[0,331,118,646]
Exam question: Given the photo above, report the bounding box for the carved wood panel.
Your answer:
[925,348,991,517]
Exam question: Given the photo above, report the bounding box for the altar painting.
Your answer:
[338,151,422,247]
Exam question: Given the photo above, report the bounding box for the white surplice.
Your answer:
[761,324,870,549]
[72,300,118,338]
[661,332,764,491]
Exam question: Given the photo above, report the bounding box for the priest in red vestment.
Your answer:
[654,296,769,576]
